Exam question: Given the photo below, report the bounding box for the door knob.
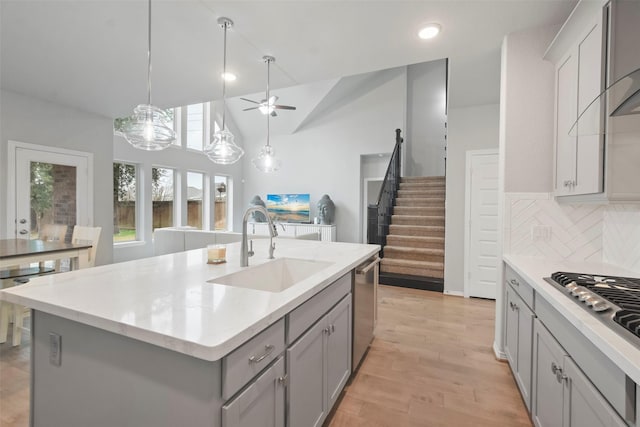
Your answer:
[19,229,28,235]
[19,219,27,224]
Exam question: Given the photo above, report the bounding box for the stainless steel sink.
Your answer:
[207,257,333,292]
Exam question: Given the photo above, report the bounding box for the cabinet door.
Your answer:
[532,319,567,427]
[574,16,605,196]
[326,295,352,410]
[516,300,535,412]
[504,285,519,368]
[555,53,578,196]
[562,357,627,427]
[287,318,326,427]
[222,357,285,427]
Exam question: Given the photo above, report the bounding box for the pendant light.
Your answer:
[121,0,176,150]
[204,17,244,164]
[252,56,282,173]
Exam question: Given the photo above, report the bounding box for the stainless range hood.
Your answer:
[569,67,640,137]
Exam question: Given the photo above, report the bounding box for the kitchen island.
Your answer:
[0,238,379,427]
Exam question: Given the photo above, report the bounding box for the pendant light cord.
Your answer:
[221,20,228,131]
[147,0,152,106]
[266,58,271,147]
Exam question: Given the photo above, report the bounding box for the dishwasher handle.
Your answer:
[356,257,380,274]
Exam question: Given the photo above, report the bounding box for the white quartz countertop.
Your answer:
[504,254,640,384]
[0,239,379,361]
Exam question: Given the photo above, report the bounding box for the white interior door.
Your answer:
[8,141,93,239]
[465,149,499,299]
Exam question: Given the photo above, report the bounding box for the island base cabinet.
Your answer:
[532,319,627,427]
[287,294,352,427]
[31,311,224,427]
[222,357,286,427]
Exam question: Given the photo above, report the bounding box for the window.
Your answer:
[167,107,182,146]
[113,162,137,243]
[187,171,204,229]
[214,176,228,230]
[152,167,174,231]
[186,103,205,151]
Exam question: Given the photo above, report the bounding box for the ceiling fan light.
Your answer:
[258,104,275,115]
[252,144,281,173]
[122,104,176,150]
[204,128,244,164]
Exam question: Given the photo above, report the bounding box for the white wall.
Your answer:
[444,103,500,295]
[405,59,448,177]
[242,67,406,244]
[0,89,114,265]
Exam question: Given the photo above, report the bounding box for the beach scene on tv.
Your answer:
[266,194,311,223]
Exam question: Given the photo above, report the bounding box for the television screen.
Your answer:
[266,194,311,223]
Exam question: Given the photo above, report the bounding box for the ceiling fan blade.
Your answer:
[243,107,260,111]
[240,97,260,104]
[273,105,297,111]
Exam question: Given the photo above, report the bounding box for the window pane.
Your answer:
[214,176,228,231]
[187,171,203,229]
[113,162,137,242]
[152,167,174,231]
[186,103,204,151]
[30,162,77,242]
[170,107,181,146]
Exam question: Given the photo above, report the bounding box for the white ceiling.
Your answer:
[0,0,577,119]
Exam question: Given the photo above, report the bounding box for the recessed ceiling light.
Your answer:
[222,72,236,82]
[418,23,441,40]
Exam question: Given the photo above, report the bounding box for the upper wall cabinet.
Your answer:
[546,0,640,202]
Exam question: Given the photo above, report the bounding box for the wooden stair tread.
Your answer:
[391,215,444,220]
[380,258,444,268]
[389,224,445,231]
[386,235,444,243]
[383,246,444,256]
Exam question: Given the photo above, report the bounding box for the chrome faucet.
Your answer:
[241,206,278,267]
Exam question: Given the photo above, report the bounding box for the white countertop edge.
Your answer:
[1,242,379,361]
[504,254,640,385]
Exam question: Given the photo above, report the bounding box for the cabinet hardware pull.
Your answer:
[277,374,289,387]
[323,327,330,335]
[248,345,275,364]
[551,362,559,374]
[331,324,335,333]
[509,279,519,286]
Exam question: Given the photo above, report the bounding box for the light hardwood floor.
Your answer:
[0,285,531,427]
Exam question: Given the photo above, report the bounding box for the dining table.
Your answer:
[0,238,93,274]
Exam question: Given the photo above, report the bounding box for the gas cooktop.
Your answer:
[546,272,640,345]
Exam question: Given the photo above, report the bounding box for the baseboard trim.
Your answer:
[493,340,507,361]
[379,272,444,292]
[444,290,464,297]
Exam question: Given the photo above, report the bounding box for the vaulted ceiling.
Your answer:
[0,1,576,119]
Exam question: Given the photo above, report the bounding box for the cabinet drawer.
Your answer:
[287,272,352,344]
[505,265,534,310]
[222,318,285,400]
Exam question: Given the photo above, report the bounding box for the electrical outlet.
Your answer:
[531,225,552,242]
[49,332,61,366]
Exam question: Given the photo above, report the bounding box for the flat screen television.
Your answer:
[266,194,311,223]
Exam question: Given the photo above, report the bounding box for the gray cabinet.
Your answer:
[532,319,626,427]
[504,284,534,411]
[222,357,286,427]
[552,10,605,197]
[288,294,352,427]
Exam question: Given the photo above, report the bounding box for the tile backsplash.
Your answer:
[504,193,640,272]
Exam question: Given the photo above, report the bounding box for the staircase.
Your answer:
[379,176,445,291]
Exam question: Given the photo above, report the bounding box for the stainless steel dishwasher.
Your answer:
[353,255,380,371]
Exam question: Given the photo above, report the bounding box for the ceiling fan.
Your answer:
[241,56,296,117]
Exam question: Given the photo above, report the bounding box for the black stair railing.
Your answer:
[367,129,403,254]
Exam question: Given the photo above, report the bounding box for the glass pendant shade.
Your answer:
[208,17,245,165]
[204,128,244,164]
[122,104,176,150]
[252,144,281,173]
